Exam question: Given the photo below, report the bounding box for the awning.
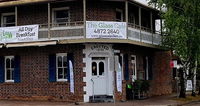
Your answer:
[6,40,57,48]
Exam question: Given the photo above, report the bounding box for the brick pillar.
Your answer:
[149,51,173,96]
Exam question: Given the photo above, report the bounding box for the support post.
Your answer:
[83,0,86,39]
[139,7,142,42]
[150,11,153,44]
[48,3,51,39]
[125,0,128,39]
[15,6,17,26]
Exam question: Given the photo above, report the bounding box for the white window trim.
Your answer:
[5,56,14,83]
[56,53,68,82]
[131,55,137,81]
[120,54,124,80]
[52,7,70,26]
[116,8,123,22]
[1,12,15,27]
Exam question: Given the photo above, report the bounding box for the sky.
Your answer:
[135,0,149,6]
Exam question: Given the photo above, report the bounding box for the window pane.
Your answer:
[6,69,11,80]
[11,69,14,80]
[63,56,67,67]
[58,68,63,79]
[92,62,97,76]
[57,56,62,67]
[99,62,104,76]
[3,15,15,27]
[64,68,67,79]
[132,63,136,75]
[55,10,69,23]
[116,11,122,21]
[11,58,14,68]
[6,58,10,68]
[5,15,15,23]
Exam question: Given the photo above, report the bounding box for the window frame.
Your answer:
[52,7,70,26]
[5,56,15,82]
[1,12,15,27]
[129,13,135,24]
[119,54,124,80]
[56,53,68,82]
[131,55,137,81]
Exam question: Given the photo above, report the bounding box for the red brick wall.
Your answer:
[86,1,124,21]
[0,44,85,102]
[113,44,172,100]
[18,4,48,25]
[16,1,124,25]
[149,51,173,96]
[17,1,83,26]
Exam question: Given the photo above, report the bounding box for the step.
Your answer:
[89,95,114,103]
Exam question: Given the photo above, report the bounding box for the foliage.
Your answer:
[149,0,200,97]
[150,0,200,64]
[133,80,150,92]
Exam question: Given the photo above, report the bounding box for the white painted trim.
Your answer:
[120,54,124,80]
[6,41,57,48]
[52,7,70,26]
[5,56,14,82]
[1,12,15,27]
[131,55,137,81]
[51,26,84,30]
[83,44,114,102]
[56,53,68,82]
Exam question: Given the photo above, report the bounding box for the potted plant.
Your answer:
[133,80,150,99]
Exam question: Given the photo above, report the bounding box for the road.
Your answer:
[183,101,200,106]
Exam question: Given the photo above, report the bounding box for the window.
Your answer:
[1,13,15,27]
[131,55,137,81]
[52,7,70,25]
[91,57,105,77]
[99,62,104,75]
[56,53,68,81]
[129,13,135,24]
[92,62,97,76]
[116,9,123,22]
[5,56,14,82]
[119,54,124,80]
[142,56,153,80]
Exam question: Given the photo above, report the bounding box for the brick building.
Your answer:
[0,0,172,102]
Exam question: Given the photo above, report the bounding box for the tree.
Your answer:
[149,0,200,98]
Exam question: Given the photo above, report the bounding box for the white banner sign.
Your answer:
[0,25,39,43]
[69,60,75,93]
[186,80,192,91]
[116,63,122,92]
[86,21,127,39]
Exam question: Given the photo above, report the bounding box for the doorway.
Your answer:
[91,57,107,95]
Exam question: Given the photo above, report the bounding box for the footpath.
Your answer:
[0,94,200,106]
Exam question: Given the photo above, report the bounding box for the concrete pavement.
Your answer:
[0,95,183,106]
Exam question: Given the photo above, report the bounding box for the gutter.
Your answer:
[0,0,57,7]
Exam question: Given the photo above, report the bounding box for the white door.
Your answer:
[91,57,107,95]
